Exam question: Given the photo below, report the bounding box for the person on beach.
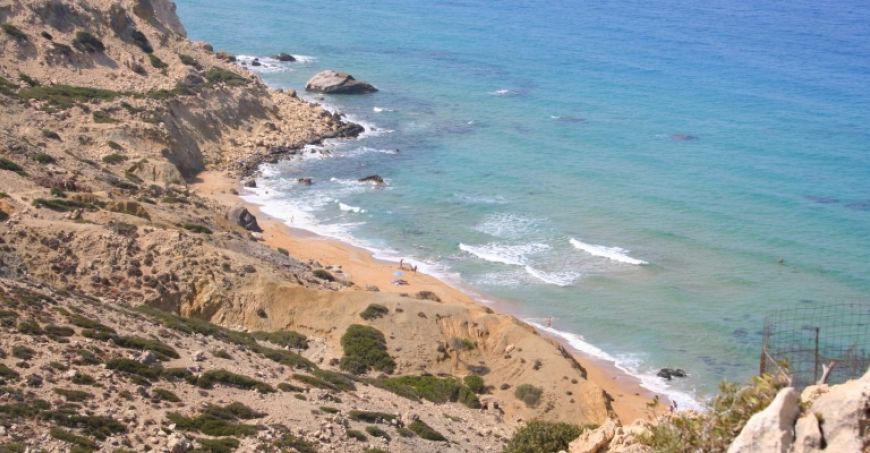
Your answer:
[399,259,404,269]
[545,316,553,328]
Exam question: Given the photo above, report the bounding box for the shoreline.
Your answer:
[193,170,672,423]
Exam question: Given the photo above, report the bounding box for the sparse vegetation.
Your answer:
[195,437,239,453]
[409,419,447,442]
[11,345,35,360]
[18,73,39,87]
[278,382,305,393]
[92,110,117,123]
[503,420,585,453]
[167,409,258,437]
[339,324,396,375]
[0,158,26,176]
[251,330,308,349]
[212,349,233,359]
[179,54,202,69]
[106,140,123,151]
[152,388,181,402]
[2,23,27,41]
[49,427,96,450]
[347,429,367,441]
[130,30,153,53]
[205,67,248,86]
[19,84,122,109]
[182,223,212,234]
[464,374,485,393]
[41,129,61,141]
[639,374,783,452]
[148,53,167,69]
[514,384,543,408]
[416,290,441,302]
[379,375,480,408]
[72,31,105,53]
[105,358,161,381]
[32,198,95,212]
[71,372,97,386]
[196,369,275,393]
[365,425,391,440]
[0,364,20,382]
[53,388,94,402]
[276,247,289,256]
[348,410,396,424]
[360,303,389,320]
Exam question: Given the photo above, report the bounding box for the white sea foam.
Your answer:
[489,88,519,97]
[338,202,365,213]
[452,193,508,205]
[474,213,538,239]
[373,106,395,113]
[459,242,549,266]
[527,321,704,411]
[523,266,579,287]
[235,55,293,73]
[292,54,317,63]
[570,238,648,265]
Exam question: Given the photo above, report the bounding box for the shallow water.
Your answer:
[177,0,870,404]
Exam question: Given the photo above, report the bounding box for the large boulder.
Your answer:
[569,418,618,453]
[727,387,800,453]
[804,367,870,452]
[305,70,377,94]
[227,205,262,232]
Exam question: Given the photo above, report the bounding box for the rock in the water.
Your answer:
[358,175,385,185]
[656,368,687,380]
[274,52,296,62]
[305,70,377,95]
[297,177,313,186]
[727,387,800,453]
[243,178,257,188]
[227,205,263,232]
[251,58,261,67]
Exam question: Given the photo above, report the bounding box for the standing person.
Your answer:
[399,259,404,269]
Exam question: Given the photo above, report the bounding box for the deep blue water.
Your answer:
[176,0,870,404]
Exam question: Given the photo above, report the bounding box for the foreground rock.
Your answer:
[227,205,263,232]
[727,388,800,453]
[306,70,378,94]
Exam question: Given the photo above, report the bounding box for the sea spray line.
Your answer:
[523,266,579,287]
[458,242,549,267]
[569,237,648,265]
[527,320,704,411]
[338,202,366,213]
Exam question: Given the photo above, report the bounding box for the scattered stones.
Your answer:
[274,52,296,62]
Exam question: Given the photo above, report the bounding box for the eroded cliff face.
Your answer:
[0,0,613,437]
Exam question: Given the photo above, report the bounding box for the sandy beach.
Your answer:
[193,170,668,423]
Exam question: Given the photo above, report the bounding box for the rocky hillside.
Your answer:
[0,0,620,451]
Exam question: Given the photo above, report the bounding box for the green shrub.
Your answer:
[415,290,441,302]
[67,314,114,332]
[360,303,389,320]
[53,388,94,402]
[148,53,167,69]
[92,110,117,123]
[319,406,340,414]
[152,388,180,402]
[251,330,308,349]
[278,382,304,393]
[195,437,239,453]
[129,30,152,53]
[312,269,335,281]
[49,427,95,450]
[0,364,20,382]
[0,158,26,176]
[276,247,289,256]
[51,42,72,55]
[162,367,198,385]
[640,374,782,452]
[105,358,161,381]
[503,420,585,453]
[339,324,395,375]
[11,345,35,360]
[167,411,258,437]
[72,31,105,53]
[33,198,95,212]
[451,337,476,351]
[71,372,97,386]
[106,140,123,151]
[41,129,61,140]
[365,425,391,440]
[2,23,27,40]
[409,420,447,442]
[75,349,102,365]
[292,373,338,391]
[113,335,179,360]
[514,384,543,408]
[347,429,367,441]
[212,349,233,359]
[178,54,202,69]
[18,84,122,109]
[205,67,248,86]
[182,223,212,234]
[397,427,415,438]
[196,369,274,393]
[205,402,265,420]
[45,413,125,440]
[348,410,396,424]
[379,375,480,408]
[464,375,485,393]
[18,73,39,87]
[271,431,317,453]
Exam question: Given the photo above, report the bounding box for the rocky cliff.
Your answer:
[0,0,615,451]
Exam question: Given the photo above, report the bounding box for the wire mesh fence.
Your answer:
[760,303,870,389]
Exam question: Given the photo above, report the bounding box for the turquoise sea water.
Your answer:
[176,0,870,405]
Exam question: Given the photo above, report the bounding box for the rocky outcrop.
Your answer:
[569,418,618,453]
[227,204,262,232]
[305,70,378,94]
[727,387,800,453]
